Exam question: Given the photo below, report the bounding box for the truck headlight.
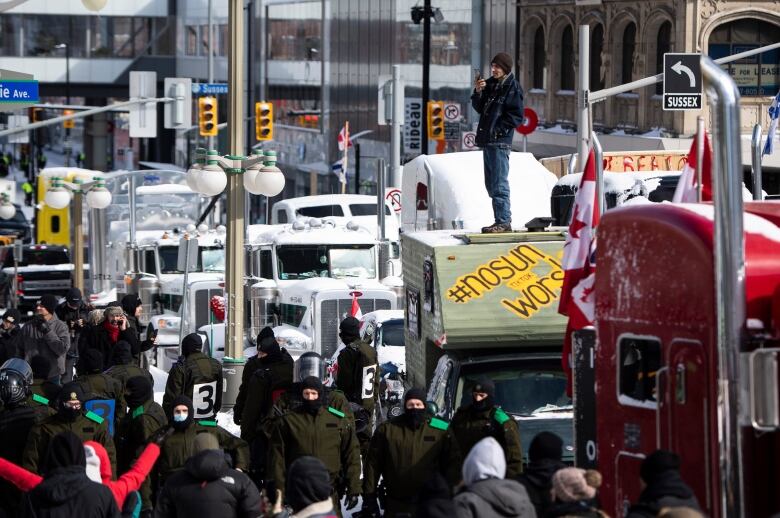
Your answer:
[157,317,181,331]
[277,336,312,351]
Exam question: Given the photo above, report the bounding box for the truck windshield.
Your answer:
[6,248,69,267]
[380,320,405,347]
[456,361,571,417]
[158,246,226,274]
[277,245,376,280]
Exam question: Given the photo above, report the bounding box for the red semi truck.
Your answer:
[573,58,780,517]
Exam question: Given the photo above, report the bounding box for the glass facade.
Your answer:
[709,19,780,96]
[0,13,175,58]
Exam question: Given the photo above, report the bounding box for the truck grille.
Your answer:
[20,280,71,291]
[319,298,392,358]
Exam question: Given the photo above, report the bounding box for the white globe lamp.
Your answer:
[254,151,285,197]
[44,177,71,210]
[243,151,265,195]
[198,151,227,196]
[85,177,112,209]
[81,0,108,11]
[0,195,15,220]
[186,162,203,192]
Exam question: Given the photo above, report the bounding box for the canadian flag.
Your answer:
[558,149,600,394]
[672,132,712,203]
[350,291,363,319]
[338,124,352,151]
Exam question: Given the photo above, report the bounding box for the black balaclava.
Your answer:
[404,387,427,428]
[286,456,332,512]
[471,378,495,411]
[257,326,281,358]
[77,348,104,376]
[170,394,194,431]
[58,382,85,422]
[41,431,86,476]
[125,376,153,409]
[339,316,360,346]
[300,376,323,415]
[181,333,203,357]
[112,340,133,366]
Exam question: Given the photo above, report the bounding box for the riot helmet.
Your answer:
[0,359,33,406]
[294,352,325,383]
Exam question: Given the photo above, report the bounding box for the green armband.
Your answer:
[132,406,144,418]
[198,420,217,427]
[32,394,49,405]
[493,408,510,425]
[85,411,105,424]
[328,407,345,418]
[429,417,449,431]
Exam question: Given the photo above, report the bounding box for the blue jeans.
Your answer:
[482,144,511,224]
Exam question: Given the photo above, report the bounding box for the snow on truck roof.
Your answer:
[274,194,388,208]
[246,222,377,245]
[401,151,558,231]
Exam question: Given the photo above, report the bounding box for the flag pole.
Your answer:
[696,116,704,202]
[342,121,349,194]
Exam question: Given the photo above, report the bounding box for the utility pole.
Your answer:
[207,0,215,151]
[421,0,431,155]
[225,0,245,361]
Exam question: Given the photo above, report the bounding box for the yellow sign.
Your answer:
[445,244,564,319]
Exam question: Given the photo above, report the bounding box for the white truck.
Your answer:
[201,218,400,361]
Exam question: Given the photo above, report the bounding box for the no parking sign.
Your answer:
[462,131,477,150]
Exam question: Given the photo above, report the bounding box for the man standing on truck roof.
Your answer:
[471,52,524,234]
[335,316,379,458]
[450,378,524,478]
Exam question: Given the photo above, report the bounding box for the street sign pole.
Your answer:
[576,25,590,173]
[390,65,403,188]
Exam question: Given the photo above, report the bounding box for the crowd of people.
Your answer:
[0,295,707,518]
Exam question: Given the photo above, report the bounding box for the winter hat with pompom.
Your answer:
[551,467,602,502]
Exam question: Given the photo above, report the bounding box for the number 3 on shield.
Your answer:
[361,365,376,399]
[193,381,217,418]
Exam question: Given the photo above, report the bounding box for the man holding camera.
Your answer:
[55,288,92,383]
[21,294,70,384]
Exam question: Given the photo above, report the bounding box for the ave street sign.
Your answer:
[193,83,228,95]
[663,53,702,111]
[0,69,38,112]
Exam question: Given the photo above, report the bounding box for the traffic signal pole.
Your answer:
[225,0,245,361]
[421,0,431,155]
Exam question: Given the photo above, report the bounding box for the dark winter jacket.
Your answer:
[0,325,23,364]
[121,296,154,363]
[154,449,262,518]
[162,351,223,418]
[517,458,567,517]
[55,301,91,358]
[0,404,43,515]
[79,324,139,371]
[626,470,701,517]
[20,465,120,518]
[74,373,126,416]
[453,436,536,518]
[416,472,455,518]
[471,72,524,147]
[21,317,70,378]
[335,339,379,414]
[238,349,294,442]
[450,403,523,478]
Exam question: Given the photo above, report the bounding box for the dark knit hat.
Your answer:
[2,308,21,324]
[472,378,495,398]
[66,287,82,304]
[301,376,323,395]
[77,348,104,374]
[125,376,153,409]
[181,333,202,357]
[193,432,220,454]
[38,294,58,315]
[404,387,427,405]
[529,431,564,462]
[491,52,513,75]
[58,381,85,405]
[339,316,360,341]
[258,327,280,355]
[112,340,133,366]
[258,326,275,342]
[30,355,51,379]
[42,431,86,475]
[121,294,142,315]
[286,456,333,512]
[640,450,681,484]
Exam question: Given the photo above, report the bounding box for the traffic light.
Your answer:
[31,108,42,122]
[63,109,75,129]
[427,101,445,141]
[255,102,273,141]
[198,96,218,137]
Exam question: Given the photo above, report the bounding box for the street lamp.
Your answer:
[187,148,285,198]
[0,194,15,220]
[44,174,112,291]
[55,41,72,166]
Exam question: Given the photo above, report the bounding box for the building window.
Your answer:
[621,22,637,84]
[113,17,133,57]
[619,337,661,404]
[185,25,198,56]
[709,19,780,96]
[655,21,672,95]
[532,26,545,89]
[590,24,604,90]
[560,25,574,90]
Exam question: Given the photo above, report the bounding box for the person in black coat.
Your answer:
[120,295,155,363]
[517,431,568,517]
[55,288,92,383]
[154,432,261,518]
[20,431,120,518]
[0,309,23,365]
[626,450,701,517]
[79,307,139,369]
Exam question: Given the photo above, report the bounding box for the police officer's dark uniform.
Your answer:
[116,375,167,515]
[157,395,250,488]
[74,348,126,424]
[0,359,48,515]
[22,381,116,474]
[28,356,60,419]
[335,317,379,455]
[105,339,154,393]
[162,333,223,418]
[362,388,461,517]
[268,377,362,511]
[233,326,278,423]
[450,378,523,478]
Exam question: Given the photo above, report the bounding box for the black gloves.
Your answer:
[34,315,49,333]
[345,494,360,511]
[361,494,379,515]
